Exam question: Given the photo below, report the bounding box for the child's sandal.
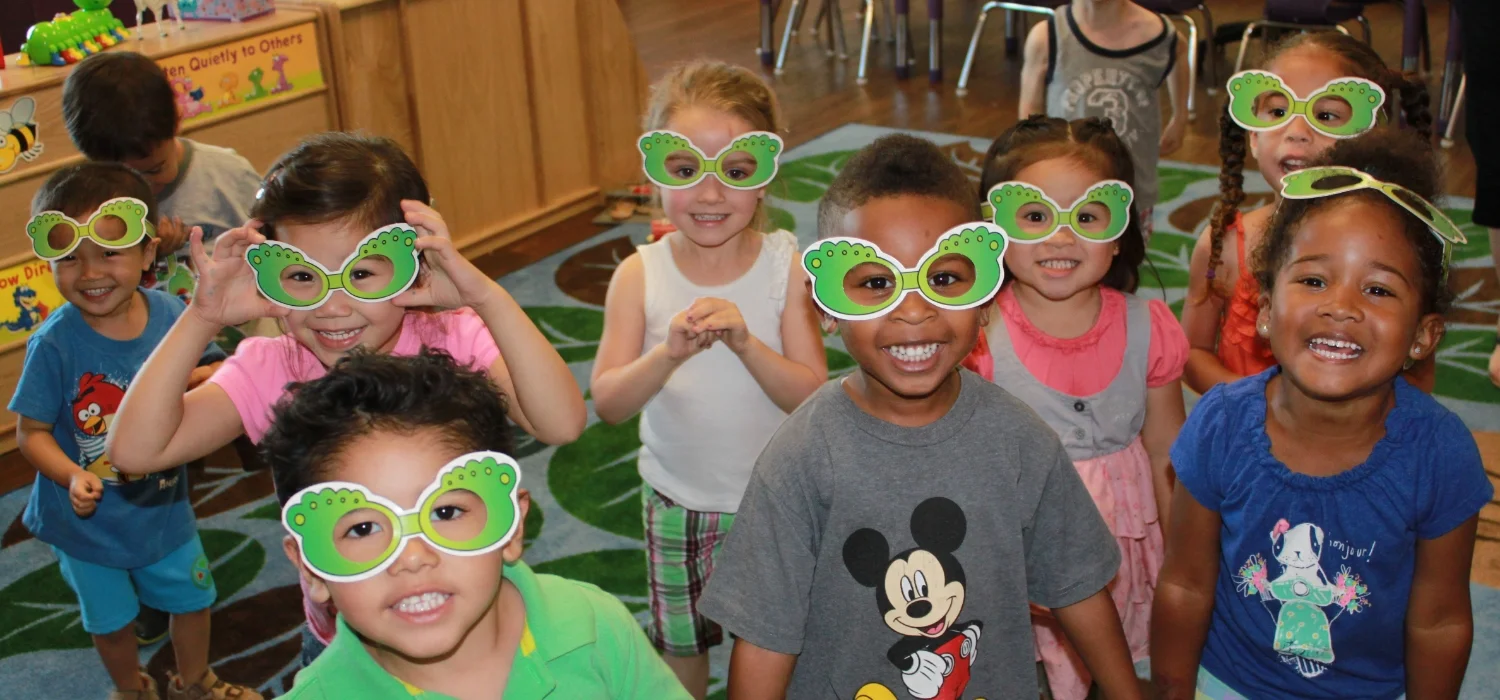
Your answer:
[107,669,160,700]
[166,669,263,700]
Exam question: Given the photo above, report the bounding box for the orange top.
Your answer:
[1216,212,1276,376]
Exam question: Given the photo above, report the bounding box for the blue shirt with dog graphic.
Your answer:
[1173,368,1492,700]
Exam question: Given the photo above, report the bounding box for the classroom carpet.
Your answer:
[0,123,1496,698]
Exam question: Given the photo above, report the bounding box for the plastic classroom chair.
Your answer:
[1135,0,1216,120]
[1233,0,1374,74]
[956,0,1066,96]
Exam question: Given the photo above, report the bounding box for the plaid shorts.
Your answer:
[641,483,736,657]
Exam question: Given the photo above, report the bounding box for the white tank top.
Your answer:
[636,230,797,512]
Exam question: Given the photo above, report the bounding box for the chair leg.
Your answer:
[1234,21,1257,75]
[1179,13,1199,120]
[880,0,895,43]
[776,0,807,75]
[928,0,943,84]
[894,0,910,79]
[831,0,849,60]
[1441,74,1465,149]
[958,1,1001,95]
[1006,9,1020,56]
[858,0,876,84]
[1199,3,1217,94]
[760,0,775,65]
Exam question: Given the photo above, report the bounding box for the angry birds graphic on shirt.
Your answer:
[71,372,135,483]
[843,497,985,700]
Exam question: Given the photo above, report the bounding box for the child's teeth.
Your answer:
[394,592,450,613]
[1039,260,1078,270]
[1309,338,1363,359]
[887,343,939,362]
[693,214,727,222]
[319,329,358,340]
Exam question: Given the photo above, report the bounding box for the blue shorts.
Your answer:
[52,533,217,635]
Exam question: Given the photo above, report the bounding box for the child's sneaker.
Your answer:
[107,670,160,700]
[165,669,262,700]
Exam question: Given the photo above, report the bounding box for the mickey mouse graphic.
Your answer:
[844,497,984,700]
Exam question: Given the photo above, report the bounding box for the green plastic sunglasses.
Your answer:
[984,180,1135,243]
[27,197,156,261]
[246,224,421,310]
[638,130,783,190]
[1226,71,1385,139]
[803,222,1008,321]
[282,451,522,583]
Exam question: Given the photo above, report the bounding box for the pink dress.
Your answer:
[968,286,1187,700]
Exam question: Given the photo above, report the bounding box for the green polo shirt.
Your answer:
[281,560,689,699]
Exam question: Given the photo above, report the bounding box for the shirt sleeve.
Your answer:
[1145,298,1188,388]
[1024,439,1123,608]
[696,417,827,655]
[1169,383,1228,511]
[9,336,65,426]
[205,336,288,443]
[594,585,693,699]
[1414,412,1494,540]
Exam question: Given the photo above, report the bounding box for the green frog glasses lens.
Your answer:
[27,197,157,261]
[638,130,783,190]
[803,222,1008,321]
[986,180,1134,243]
[1225,71,1385,139]
[245,224,421,310]
[281,451,522,583]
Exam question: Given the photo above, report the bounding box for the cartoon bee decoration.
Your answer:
[0,97,44,175]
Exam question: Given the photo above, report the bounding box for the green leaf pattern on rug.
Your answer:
[1156,166,1217,207]
[771,150,854,202]
[548,416,644,541]
[532,549,647,598]
[526,306,605,364]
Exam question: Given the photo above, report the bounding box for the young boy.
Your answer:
[1018,0,1190,236]
[696,135,1142,700]
[9,163,256,700]
[261,349,690,699]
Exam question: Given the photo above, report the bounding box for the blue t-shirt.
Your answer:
[9,288,226,569]
[1172,368,1492,700]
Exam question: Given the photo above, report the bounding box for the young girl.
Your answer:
[1181,31,1434,394]
[965,115,1186,700]
[590,60,826,699]
[106,133,587,663]
[1152,128,1489,700]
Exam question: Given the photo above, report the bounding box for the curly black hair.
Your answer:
[1254,127,1452,315]
[62,52,178,162]
[981,115,1147,293]
[817,134,978,239]
[262,349,514,505]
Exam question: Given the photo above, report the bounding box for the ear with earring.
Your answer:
[1257,318,1270,339]
[1403,344,1423,371]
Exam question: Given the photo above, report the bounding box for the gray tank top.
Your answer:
[1044,5,1177,211]
[986,292,1150,462]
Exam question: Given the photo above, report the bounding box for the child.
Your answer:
[261,348,690,699]
[105,132,587,664]
[1151,128,1489,699]
[968,116,1186,700]
[1018,0,1190,235]
[63,51,262,299]
[10,163,256,700]
[590,60,827,699]
[1180,32,1434,394]
[697,134,1142,700]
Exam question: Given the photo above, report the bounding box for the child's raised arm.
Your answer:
[1404,515,1479,698]
[111,226,282,475]
[1180,226,1241,394]
[1019,21,1051,119]
[1150,483,1223,700]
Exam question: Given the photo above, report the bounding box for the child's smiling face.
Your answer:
[656,105,766,245]
[1000,157,1121,301]
[1249,46,1360,191]
[1258,197,1443,401]
[285,427,528,662]
[274,217,409,366]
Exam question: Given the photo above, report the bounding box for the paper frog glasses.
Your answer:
[1279,165,1467,282]
[803,222,1008,321]
[984,180,1135,243]
[281,451,522,583]
[27,197,156,261]
[245,224,421,310]
[637,130,784,190]
[1226,71,1386,139]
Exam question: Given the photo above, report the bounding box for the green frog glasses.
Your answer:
[1225,71,1386,139]
[803,222,1008,321]
[985,180,1135,243]
[1279,165,1467,281]
[27,197,156,261]
[281,451,522,583]
[638,130,783,190]
[246,224,421,310]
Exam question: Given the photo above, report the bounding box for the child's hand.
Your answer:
[188,362,220,389]
[187,222,290,328]
[665,308,716,362]
[688,298,751,354]
[1161,117,1186,156]
[156,216,189,256]
[395,200,500,311]
[69,471,103,517]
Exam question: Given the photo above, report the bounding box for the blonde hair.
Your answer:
[644,60,786,232]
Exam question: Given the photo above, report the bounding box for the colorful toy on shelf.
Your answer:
[19,1,129,67]
[134,0,185,37]
[179,0,274,21]
[244,67,270,101]
[270,54,293,94]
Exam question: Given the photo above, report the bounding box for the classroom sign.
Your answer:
[155,22,325,124]
[0,259,61,346]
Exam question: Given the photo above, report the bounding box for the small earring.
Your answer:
[1257,320,1270,338]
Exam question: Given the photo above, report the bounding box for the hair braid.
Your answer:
[1206,110,1247,295]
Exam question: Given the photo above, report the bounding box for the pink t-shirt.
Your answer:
[966,286,1188,394]
[208,308,501,644]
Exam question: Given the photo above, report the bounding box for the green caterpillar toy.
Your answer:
[20,1,130,67]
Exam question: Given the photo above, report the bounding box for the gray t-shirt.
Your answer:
[698,370,1121,700]
[149,138,261,299]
